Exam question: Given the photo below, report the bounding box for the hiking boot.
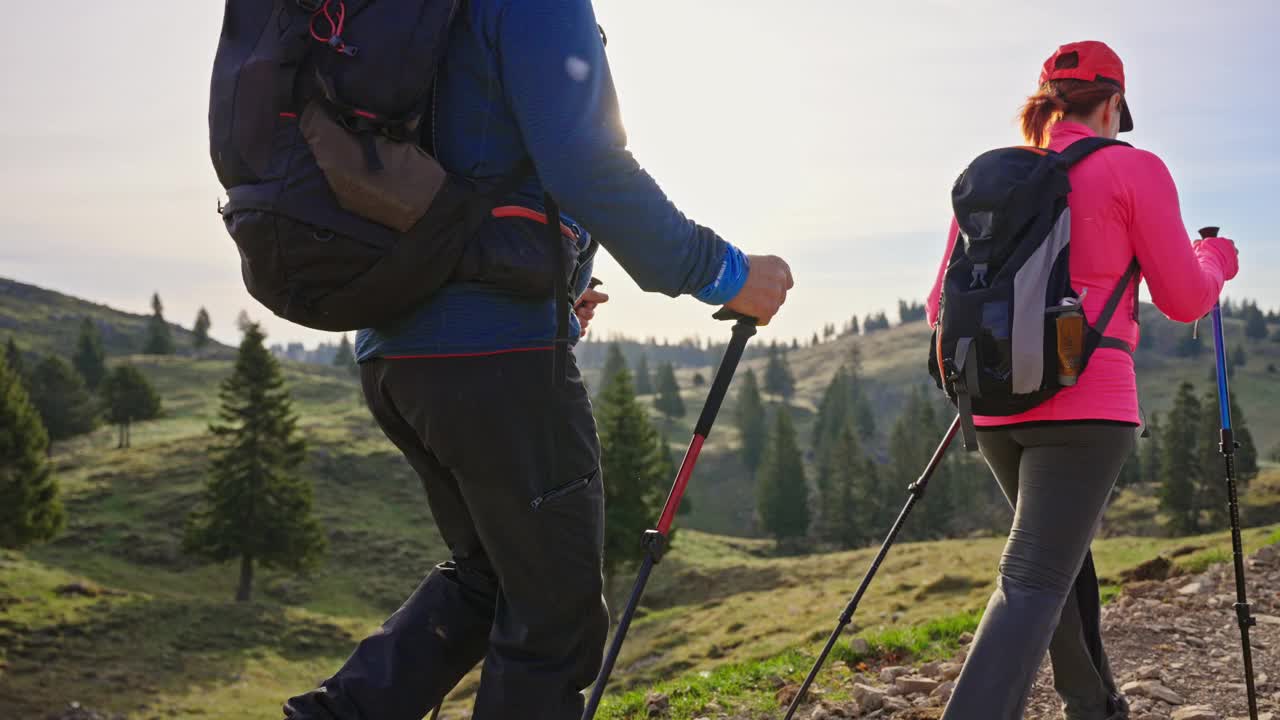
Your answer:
[1104,692,1129,720]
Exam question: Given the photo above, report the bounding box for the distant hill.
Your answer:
[0,277,231,361]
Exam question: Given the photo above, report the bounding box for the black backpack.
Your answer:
[929,137,1139,449]
[210,0,577,331]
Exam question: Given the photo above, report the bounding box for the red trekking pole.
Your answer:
[581,310,758,719]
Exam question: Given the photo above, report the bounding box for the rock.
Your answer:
[645,692,669,717]
[1253,614,1280,625]
[1136,665,1162,680]
[919,661,942,678]
[879,665,911,683]
[882,695,911,712]
[850,637,869,655]
[851,683,885,712]
[938,662,963,681]
[1171,707,1219,720]
[1121,555,1174,581]
[895,676,941,696]
[931,680,955,703]
[958,631,974,645]
[1121,680,1185,705]
[1178,582,1205,595]
[774,685,800,708]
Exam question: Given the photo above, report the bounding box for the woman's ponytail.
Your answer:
[1019,79,1121,148]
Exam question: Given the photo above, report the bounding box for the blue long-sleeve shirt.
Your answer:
[355,0,746,361]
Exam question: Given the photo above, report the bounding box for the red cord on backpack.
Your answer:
[309,1,358,56]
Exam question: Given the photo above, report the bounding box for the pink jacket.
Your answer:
[926,121,1239,425]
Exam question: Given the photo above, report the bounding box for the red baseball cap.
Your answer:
[1039,40,1133,132]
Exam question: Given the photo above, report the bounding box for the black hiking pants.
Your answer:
[942,423,1135,720]
[285,351,608,720]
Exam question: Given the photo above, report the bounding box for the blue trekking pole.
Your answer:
[1200,226,1258,720]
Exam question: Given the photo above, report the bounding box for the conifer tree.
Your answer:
[72,318,107,390]
[1243,300,1268,340]
[29,355,99,443]
[332,335,357,376]
[0,350,64,548]
[1198,388,1258,527]
[143,292,175,355]
[814,421,875,548]
[812,368,851,460]
[101,365,162,449]
[756,410,809,542]
[890,388,953,539]
[184,324,325,602]
[193,308,212,351]
[596,365,669,596]
[1160,382,1202,534]
[735,369,768,474]
[601,343,628,389]
[1140,413,1162,486]
[763,345,795,403]
[634,354,654,395]
[5,337,23,379]
[654,362,685,420]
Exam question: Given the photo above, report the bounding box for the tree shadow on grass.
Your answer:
[0,592,359,718]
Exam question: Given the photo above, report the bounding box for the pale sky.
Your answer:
[2,1,1276,348]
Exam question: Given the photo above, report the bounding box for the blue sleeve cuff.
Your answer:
[693,245,749,306]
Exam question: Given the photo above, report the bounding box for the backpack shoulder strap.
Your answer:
[1086,259,1141,357]
[1055,137,1132,168]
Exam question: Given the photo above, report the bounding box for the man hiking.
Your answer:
[282,1,793,719]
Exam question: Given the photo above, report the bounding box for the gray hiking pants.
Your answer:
[942,423,1135,720]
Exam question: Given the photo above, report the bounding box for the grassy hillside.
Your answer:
[3,281,1278,718]
[590,306,1280,538]
[0,277,227,359]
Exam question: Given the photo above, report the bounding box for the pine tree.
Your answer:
[1243,300,1268,340]
[193,307,212,351]
[814,421,875,548]
[72,318,107,390]
[692,372,706,387]
[654,362,685,420]
[1230,343,1247,370]
[850,316,860,335]
[735,369,768,474]
[143,292,175,355]
[0,350,64,548]
[183,324,325,602]
[812,369,851,461]
[1197,389,1258,528]
[29,355,99,443]
[634,354,654,395]
[601,343,628,389]
[1140,413,1163,486]
[332,335,357,376]
[1160,382,1202,534]
[890,388,953,539]
[763,345,795,403]
[5,337,23,379]
[101,365,162,449]
[756,410,809,542]
[596,365,669,595]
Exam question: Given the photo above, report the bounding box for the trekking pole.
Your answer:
[581,310,759,720]
[782,415,961,720]
[1201,227,1259,720]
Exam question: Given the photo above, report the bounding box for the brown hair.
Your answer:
[1020,79,1121,148]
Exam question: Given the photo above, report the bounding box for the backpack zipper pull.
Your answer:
[970,263,989,289]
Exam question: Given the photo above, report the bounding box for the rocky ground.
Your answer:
[42,547,1280,720]
[650,544,1280,720]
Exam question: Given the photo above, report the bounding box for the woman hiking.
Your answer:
[927,41,1239,719]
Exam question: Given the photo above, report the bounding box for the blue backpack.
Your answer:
[210,0,573,331]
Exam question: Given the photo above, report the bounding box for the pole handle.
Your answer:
[712,307,762,327]
[1199,226,1220,240]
